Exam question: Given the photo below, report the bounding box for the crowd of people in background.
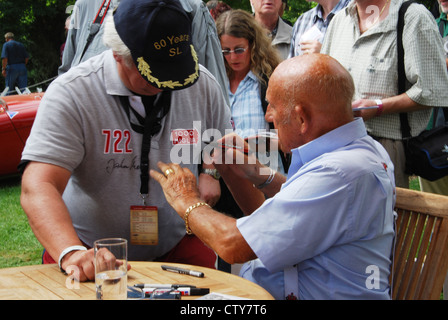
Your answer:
[9,0,448,300]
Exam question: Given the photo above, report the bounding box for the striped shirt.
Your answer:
[229,71,269,138]
[321,0,448,140]
[288,0,351,58]
[229,71,285,173]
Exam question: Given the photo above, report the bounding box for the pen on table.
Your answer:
[143,287,210,296]
[161,265,205,278]
[204,141,250,155]
[133,283,196,289]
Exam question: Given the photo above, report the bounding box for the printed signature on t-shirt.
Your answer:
[105,156,140,174]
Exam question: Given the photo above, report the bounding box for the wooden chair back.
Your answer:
[392,187,448,300]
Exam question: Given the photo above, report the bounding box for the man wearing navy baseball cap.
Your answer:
[20,0,232,281]
[114,0,199,90]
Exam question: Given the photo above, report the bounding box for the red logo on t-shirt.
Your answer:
[171,129,199,145]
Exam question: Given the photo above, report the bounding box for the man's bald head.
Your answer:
[266,54,355,150]
[271,54,354,114]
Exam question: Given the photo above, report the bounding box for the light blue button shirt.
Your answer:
[228,71,285,173]
[229,71,270,138]
[237,118,396,300]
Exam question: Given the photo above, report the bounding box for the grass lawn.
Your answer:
[0,175,43,269]
[0,173,421,270]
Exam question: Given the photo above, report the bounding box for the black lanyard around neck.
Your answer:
[119,91,171,203]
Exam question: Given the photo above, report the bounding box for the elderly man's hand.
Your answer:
[211,133,262,182]
[150,162,202,216]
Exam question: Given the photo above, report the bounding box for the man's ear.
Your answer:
[294,104,308,134]
[112,52,121,62]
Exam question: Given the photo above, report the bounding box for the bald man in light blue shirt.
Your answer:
[238,117,395,299]
[151,53,396,300]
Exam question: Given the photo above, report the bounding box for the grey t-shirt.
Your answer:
[22,50,232,260]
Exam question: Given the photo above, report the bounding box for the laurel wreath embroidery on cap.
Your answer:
[137,45,199,89]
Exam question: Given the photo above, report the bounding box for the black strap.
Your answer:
[439,19,445,37]
[79,0,111,62]
[438,17,448,124]
[397,0,416,139]
[118,96,145,134]
[259,74,269,115]
[119,92,171,197]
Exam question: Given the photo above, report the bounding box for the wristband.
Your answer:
[58,245,87,272]
[254,167,275,189]
[184,202,211,235]
[375,99,383,116]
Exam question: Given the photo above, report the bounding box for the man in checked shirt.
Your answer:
[288,0,350,57]
[321,0,448,188]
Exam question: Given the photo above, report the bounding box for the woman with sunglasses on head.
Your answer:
[216,10,288,176]
[214,10,284,273]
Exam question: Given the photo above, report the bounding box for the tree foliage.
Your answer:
[0,0,440,92]
[0,0,75,91]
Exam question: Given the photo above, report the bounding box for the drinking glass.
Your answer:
[94,238,128,300]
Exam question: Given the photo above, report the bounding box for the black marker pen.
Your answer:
[143,287,209,296]
[133,283,196,289]
[161,265,204,278]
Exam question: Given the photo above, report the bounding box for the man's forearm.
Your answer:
[20,163,82,263]
[183,203,256,264]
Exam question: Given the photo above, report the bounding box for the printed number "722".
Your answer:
[102,129,133,154]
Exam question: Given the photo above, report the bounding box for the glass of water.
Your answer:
[94,238,128,300]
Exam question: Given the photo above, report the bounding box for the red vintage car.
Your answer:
[0,93,44,176]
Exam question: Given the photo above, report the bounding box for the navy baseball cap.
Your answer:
[114,0,199,90]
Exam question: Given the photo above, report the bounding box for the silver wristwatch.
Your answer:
[201,168,221,180]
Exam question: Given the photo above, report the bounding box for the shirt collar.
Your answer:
[247,70,258,82]
[346,0,401,35]
[287,118,367,180]
[312,0,350,24]
[313,4,324,24]
[103,50,135,97]
[273,18,291,43]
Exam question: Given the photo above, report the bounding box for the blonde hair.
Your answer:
[216,9,281,85]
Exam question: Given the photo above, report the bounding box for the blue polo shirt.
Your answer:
[1,40,29,65]
[237,118,396,299]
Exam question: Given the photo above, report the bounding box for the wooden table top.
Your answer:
[0,261,274,300]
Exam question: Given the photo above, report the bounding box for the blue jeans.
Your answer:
[5,63,27,95]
